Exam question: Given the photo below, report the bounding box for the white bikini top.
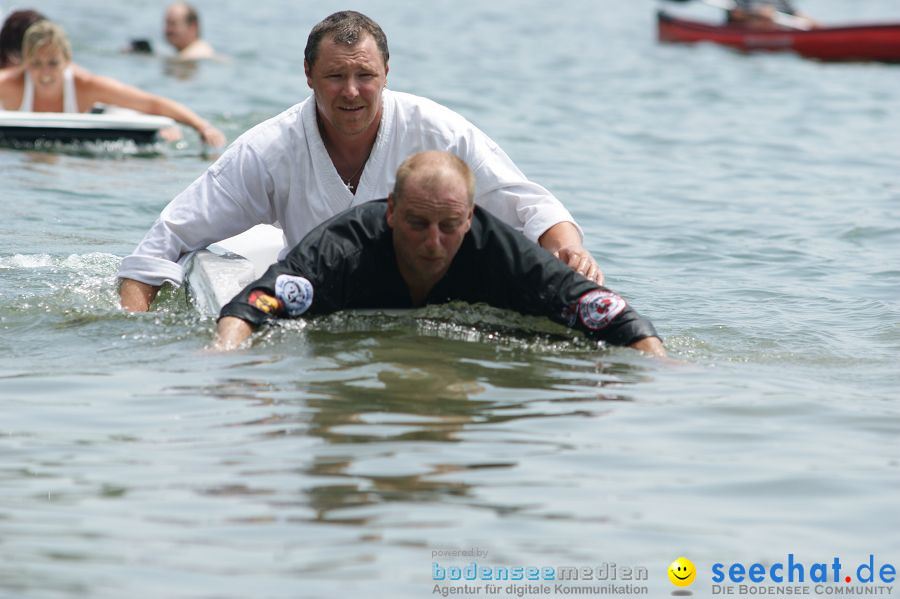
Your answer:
[20,66,79,112]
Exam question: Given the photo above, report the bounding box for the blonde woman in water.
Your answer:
[0,20,224,146]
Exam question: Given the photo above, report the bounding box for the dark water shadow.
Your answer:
[165,309,660,523]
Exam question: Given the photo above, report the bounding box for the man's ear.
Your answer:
[386,194,395,228]
[463,206,474,233]
[304,61,312,87]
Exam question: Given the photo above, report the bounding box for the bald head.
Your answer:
[386,152,476,302]
[165,2,200,51]
[392,151,475,207]
[166,2,198,25]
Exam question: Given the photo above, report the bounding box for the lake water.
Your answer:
[1,1,899,597]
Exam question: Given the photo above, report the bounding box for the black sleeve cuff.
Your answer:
[596,306,660,347]
[218,298,273,328]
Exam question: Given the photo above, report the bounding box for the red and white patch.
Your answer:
[577,289,627,330]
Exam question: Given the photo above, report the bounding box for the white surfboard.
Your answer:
[0,109,176,144]
[182,225,286,317]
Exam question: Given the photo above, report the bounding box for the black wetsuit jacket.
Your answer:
[220,200,659,347]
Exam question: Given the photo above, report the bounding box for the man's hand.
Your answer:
[119,279,160,312]
[553,245,604,285]
[212,316,255,351]
[538,221,604,285]
[629,336,667,358]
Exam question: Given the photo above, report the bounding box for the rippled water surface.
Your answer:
[2,1,899,597]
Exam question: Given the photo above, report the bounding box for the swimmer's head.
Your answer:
[165,2,200,51]
[22,20,71,64]
[387,151,476,294]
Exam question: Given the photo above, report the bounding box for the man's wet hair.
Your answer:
[304,11,389,68]
[392,152,476,206]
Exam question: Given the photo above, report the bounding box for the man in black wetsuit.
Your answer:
[215,151,666,356]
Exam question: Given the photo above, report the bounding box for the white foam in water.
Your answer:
[1,252,119,272]
[60,252,121,275]
[1,254,55,269]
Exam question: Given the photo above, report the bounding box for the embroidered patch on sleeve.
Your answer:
[577,289,627,330]
[248,289,284,315]
[275,274,314,317]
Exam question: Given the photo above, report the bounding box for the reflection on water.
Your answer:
[164,58,201,81]
[0,137,168,158]
[160,310,650,525]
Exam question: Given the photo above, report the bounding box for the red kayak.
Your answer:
[657,10,900,62]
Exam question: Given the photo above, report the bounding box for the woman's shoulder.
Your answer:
[74,65,130,92]
[0,66,25,86]
[71,64,101,87]
[0,67,25,108]
[72,65,133,101]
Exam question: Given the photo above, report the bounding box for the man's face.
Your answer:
[164,6,195,50]
[305,34,388,138]
[387,172,473,294]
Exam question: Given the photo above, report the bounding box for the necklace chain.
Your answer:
[342,161,366,193]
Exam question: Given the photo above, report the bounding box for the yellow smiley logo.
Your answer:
[668,557,696,587]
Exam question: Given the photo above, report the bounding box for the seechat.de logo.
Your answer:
[711,554,897,585]
[668,557,697,587]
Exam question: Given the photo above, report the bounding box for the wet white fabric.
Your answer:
[118,89,580,287]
